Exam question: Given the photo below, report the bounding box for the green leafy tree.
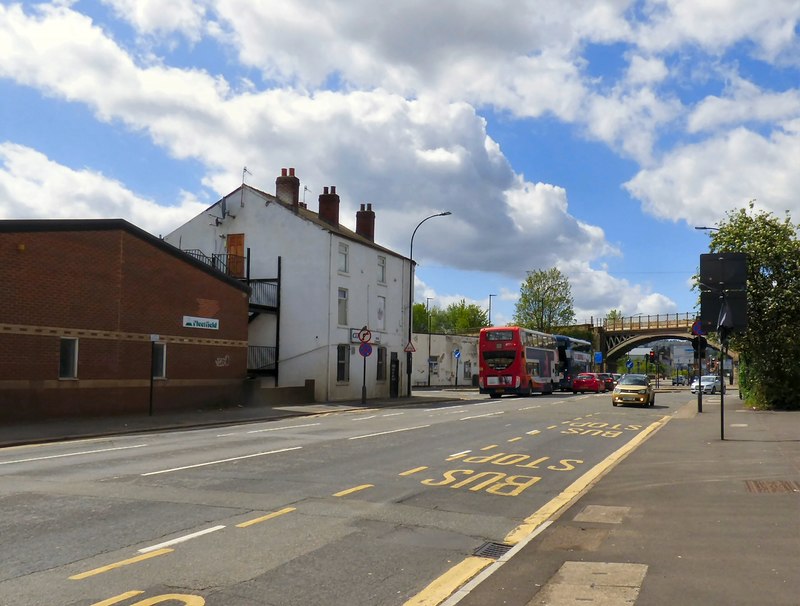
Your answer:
[412,302,433,333]
[513,268,576,332]
[605,309,624,327]
[438,299,489,334]
[705,203,800,410]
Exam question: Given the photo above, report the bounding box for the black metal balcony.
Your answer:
[248,346,277,375]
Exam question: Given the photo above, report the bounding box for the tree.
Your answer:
[605,309,624,327]
[438,299,489,334]
[705,203,800,410]
[513,268,576,332]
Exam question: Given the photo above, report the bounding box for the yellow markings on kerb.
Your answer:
[236,507,296,528]
[402,556,493,606]
[333,484,374,497]
[69,548,173,580]
[91,591,145,606]
[400,466,429,476]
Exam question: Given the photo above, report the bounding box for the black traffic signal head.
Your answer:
[691,336,707,357]
[648,350,655,362]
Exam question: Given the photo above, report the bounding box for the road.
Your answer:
[0,389,678,606]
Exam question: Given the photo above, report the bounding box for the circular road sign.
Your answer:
[358,327,372,343]
[359,342,373,357]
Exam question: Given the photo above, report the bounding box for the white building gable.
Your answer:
[164,168,411,402]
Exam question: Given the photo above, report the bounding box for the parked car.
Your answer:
[611,373,622,385]
[672,376,686,386]
[597,373,615,392]
[572,373,605,394]
[690,375,724,394]
[612,374,655,407]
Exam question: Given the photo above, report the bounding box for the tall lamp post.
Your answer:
[488,294,496,326]
[407,212,452,396]
[426,297,433,387]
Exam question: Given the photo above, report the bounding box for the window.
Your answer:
[376,296,386,330]
[376,347,387,381]
[338,288,348,325]
[152,342,166,379]
[338,242,349,273]
[377,255,386,283]
[59,338,78,379]
[337,344,350,382]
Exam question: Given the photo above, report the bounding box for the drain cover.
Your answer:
[745,480,800,494]
[474,541,513,559]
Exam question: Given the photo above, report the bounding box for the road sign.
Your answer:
[404,341,416,353]
[626,359,633,370]
[357,327,372,343]
[594,351,603,364]
[691,319,705,336]
[359,342,373,357]
[454,349,461,359]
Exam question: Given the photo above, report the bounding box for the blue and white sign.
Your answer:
[454,349,461,359]
[594,351,603,364]
[626,359,634,370]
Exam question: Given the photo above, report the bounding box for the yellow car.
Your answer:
[612,374,655,407]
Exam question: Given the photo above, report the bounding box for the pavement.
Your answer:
[1,389,798,605]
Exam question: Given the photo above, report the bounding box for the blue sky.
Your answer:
[1,1,799,327]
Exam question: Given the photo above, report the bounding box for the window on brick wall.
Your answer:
[152,342,166,379]
[337,344,350,382]
[59,338,78,379]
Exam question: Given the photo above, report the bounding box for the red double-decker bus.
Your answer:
[478,326,560,397]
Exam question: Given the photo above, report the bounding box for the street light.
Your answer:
[695,226,720,231]
[407,212,452,396]
[426,297,433,387]
[488,294,496,326]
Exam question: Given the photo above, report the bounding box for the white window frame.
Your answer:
[377,255,386,284]
[338,288,348,325]
[338,242,349,273]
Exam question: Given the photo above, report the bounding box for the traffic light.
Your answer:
[649,350,655,363]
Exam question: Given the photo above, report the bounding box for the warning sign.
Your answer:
[404,341,416,353]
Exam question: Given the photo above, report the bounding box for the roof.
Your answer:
[0,218,250,292]
[222,184,409,262]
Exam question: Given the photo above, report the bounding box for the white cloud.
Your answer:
[625,124,800,226]
[0,143,206,235]
[626,55,669,84]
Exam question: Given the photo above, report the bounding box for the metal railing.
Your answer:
[248,279,278,308]
[604,313,696,332]
[248,346,277,370]
[212,253,246,278]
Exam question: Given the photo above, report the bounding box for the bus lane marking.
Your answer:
[92,593,204,606]
[507,437,522,443]
[333,484,374,497]
[69,548,173,580]
[237,507,296,528]
[1,444,148,466]
[400,466,429,476]
[447,450,471,460]
[91,591,145,605]
[138,526,225,553]
[560,420,644,439]
[480,445,498,451]
[504,416,670,544]
[526,430,541,436]
[348,425,430,440]
[141,446,302,476]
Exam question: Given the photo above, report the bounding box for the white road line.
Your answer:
[351,416,378,422]
[518,405,541,410]
[460,411,505,421]
[381,412,404,417]
[424,405,467,412]
[0,444,148,466]
[471,401,498,407]
[141,446,302,476]
[348,425,431,440]
[247,423,320,433]
[138,525,226,553]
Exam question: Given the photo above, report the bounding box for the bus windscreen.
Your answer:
[485,330,515,341]
[482,350,516,370]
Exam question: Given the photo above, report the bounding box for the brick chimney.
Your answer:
[355,203,375,242]
[318,186,340,226]
[276,167,300,211]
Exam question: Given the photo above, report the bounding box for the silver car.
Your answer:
[690,375,723,394]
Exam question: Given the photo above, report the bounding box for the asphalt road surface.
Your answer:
[0,389,678,606]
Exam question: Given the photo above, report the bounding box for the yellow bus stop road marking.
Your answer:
[236,507,296,528]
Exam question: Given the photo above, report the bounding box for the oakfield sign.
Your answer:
[183,316,219,330]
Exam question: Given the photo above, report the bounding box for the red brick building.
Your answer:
[0,219,250,421]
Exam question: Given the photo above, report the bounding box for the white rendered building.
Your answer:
[164,168,411,402]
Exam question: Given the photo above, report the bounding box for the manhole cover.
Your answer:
[474,541,513,559]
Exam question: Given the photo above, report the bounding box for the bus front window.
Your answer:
[483,351,516,370]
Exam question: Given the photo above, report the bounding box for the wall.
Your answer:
[411,333,479,387]
[0,226,249,420]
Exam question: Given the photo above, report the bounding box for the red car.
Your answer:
[572,372,605,394]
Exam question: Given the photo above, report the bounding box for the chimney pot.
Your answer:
[281,168,287,176]
[276,167,300,210]
[289,167,295,176]
[318,186,340,226]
